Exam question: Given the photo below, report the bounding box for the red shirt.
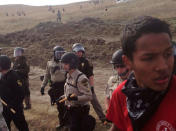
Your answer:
[106,76,176,131]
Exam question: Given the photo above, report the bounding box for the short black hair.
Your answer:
[121,16,172,60]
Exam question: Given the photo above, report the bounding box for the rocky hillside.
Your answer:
[0,18,122,68]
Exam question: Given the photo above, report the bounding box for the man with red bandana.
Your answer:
[106,16,176,131]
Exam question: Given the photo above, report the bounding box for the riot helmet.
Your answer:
[61,52,79,70]
[0,55,11,71]
[14,47,24,57]
[53,46,65,61]
[72,43,85,53]
[110,49,124,67]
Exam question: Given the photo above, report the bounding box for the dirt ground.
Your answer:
[11,66,113,131]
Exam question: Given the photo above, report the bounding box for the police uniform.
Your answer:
[105,75,123,99]
[65,69,93,131]
[0,70,28,131]
[12,56,31,109]
[78,57,106,122]
[41,59,67,126]
[0,101,8,131]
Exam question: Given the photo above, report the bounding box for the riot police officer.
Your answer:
[105,49,130,111]
[61,52,95,131]
[0,55,29,131]
[12,47,31,110]
[40,46,67,129]
[72,43,106,123]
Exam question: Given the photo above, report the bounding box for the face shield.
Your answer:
[14,49,23,57]
[73,46,85,53]
[54,51,66,60]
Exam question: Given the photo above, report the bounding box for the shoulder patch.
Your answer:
[17,80,22,87]
[81,78,89,86]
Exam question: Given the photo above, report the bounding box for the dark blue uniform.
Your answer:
[0,70,29,131]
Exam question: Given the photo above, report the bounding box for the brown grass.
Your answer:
[0,0,176,34]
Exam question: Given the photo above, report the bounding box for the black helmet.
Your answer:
[53,46,65,61]
[61,52,79,69]
[53,46,64,52]
[0,55,11,71]
[72,43,85,52]
[14,47,24,57]
[110,49,124,65]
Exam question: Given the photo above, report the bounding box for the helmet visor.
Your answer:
[14,49,23,57]
[73,46,85,52]
[55,51,65,60]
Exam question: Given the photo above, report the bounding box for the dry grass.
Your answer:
[0,0,176,34]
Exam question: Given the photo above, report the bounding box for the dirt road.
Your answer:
[11,66,113,131]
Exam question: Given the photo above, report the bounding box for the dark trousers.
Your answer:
[57,102,68,126]
[3,106,29,131]
[49,81,67,125]
[69,105,94,131]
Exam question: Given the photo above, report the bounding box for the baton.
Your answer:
[59,94,76,103]
[0,99,16,114]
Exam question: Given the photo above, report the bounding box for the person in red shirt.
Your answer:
[106,16,176,131]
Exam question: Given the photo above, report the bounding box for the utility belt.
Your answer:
[49,81,65,88]
[67,104,90,114]
[48,81,65,105]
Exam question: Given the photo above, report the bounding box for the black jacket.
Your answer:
[78,57,94,78]
[0,70,25,110]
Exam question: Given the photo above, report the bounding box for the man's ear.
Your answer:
[122,55,133,70]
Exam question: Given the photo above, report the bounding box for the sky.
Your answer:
[0,0,90,6]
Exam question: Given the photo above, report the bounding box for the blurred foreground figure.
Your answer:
[0,100,8,131]
[0,55,28,131]
[107,16,176,131]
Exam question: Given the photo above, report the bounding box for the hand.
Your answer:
[55,95,65,103]
[40,87,45,95]
[67,94,78,101]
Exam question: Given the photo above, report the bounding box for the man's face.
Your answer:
[125,33,174,91]
[75,51,83,58]
[114,64,129,80]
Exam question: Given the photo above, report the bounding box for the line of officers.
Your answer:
[0,43,129,131]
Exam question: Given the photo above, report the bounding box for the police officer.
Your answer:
[72,43,106,123]
[0,55,29,131]
[0,101,8,131]
[12,47,31,110]
[40,46,67,129]
[105,49,130,111]
[61,52,95,131]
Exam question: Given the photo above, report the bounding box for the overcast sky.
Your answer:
[0,0,90,6]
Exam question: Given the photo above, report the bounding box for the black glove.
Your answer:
[55,95,65,103]
[91,86,95,94]
[40,87,45,95]
[67,94,78,101]
[50,98,55,106]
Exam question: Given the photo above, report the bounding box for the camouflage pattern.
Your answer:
[64,69,92,107]
[0,101,8,130]
[106,75,123,99]
[41,60,66,88]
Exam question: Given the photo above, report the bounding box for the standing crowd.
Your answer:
[0,15,176,131]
